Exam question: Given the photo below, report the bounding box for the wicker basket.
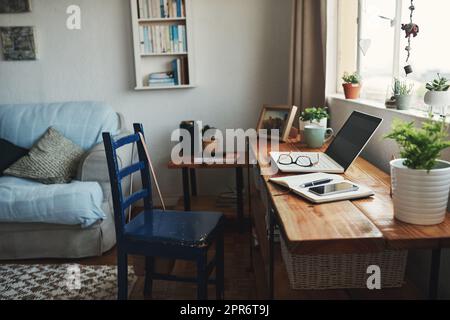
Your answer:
[280,236,408,290]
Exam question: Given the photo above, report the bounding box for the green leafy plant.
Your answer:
[392,78,414,96]
[300,107,329,123]
[385,116,450,171]
[342,72,361,84]
[426,73,450,92]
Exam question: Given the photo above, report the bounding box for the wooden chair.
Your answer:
[103,123,225,300]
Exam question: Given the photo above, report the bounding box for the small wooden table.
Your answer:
[250,139,450,300]
[168,153,248,228]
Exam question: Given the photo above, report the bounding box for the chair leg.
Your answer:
[117,251,128,300]
[197,251,208,300]
[144,256,154,298]
[216,229,225,300]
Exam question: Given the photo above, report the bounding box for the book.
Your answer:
[143,26,149,53]
[149,78,175,84]
[138,0,144,19]
[160,0,165,18]
[143,0,148,19]
[149,0,153,18]
[149,71,174,79]
[177,0,182,17]
[171,58,181,85]
[139,26,145,53]
[179,56,189,84]
[177,25,184,52]
[269,173,374,204]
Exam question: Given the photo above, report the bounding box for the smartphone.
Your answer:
[309,182,359,197]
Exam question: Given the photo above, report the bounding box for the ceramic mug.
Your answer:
[304,126,334,148]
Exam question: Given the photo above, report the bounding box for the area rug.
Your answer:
[0,264,137,300]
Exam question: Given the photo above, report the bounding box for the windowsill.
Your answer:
[327,93,450,123]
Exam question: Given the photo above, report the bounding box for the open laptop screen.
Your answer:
[325,111,383,171]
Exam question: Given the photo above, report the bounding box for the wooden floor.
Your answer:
[1,197,424,300]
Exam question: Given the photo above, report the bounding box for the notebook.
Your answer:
[269,173,374,204]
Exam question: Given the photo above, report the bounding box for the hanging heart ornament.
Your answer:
[359,39,372,56]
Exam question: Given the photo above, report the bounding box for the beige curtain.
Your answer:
[288,0,327,111]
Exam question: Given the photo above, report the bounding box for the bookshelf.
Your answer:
[130,0,195,90]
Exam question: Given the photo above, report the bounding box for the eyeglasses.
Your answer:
[277,153,320,168]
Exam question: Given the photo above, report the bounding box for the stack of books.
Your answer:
[148,72,175,87]
[172,57,189,85]
[148,57,189,87]
[138,0,185,19]
[140,24,187,54]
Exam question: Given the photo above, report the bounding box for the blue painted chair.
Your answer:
[103,124,225,300]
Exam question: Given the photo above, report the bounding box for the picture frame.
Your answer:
[0,0,31,14]
[0,26,36,60]
[256,105,298,142]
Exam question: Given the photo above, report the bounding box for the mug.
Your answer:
[304,126,334,148]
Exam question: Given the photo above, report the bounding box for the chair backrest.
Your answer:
[103,123,153,239]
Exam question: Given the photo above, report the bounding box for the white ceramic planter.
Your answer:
[424,91,450,106]
[390,159,450,226]
[299,118,327,131]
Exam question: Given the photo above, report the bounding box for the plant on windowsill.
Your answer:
[385,116,450,226]
[392,78,414,111]
[342,72,361,100]
[299,107,329,131]
[424,73,450,115]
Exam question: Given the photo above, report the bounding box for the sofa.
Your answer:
[0,101,132,259]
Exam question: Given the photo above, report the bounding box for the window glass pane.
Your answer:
[337,0,358,93]
[400,0,450,114]
[359,0,396,101]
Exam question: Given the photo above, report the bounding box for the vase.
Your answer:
[395,95,412,110]
[390,159,450,226]
[343,83,361,99]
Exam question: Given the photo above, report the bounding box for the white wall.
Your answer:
[0,0,292,203]
[328,96,450,299]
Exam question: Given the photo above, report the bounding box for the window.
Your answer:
[337,0,450,114]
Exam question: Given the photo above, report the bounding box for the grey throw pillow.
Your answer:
[4,127,85,184]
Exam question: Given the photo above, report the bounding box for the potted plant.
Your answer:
[342,72,362,99]
[299,107,329,131]
[385,116,450,226]
[392,78,414,110]
[425,73,450,115]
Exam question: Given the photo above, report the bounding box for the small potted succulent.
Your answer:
[342,72,362,99]
[392,78,414,110]
[425,73,450,114]
[299,107,329,131]
[385,116,450,225]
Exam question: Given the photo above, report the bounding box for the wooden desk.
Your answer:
[250,139,450,299]
[168,153,248,228]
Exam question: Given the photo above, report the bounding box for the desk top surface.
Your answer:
[251,139,450,254]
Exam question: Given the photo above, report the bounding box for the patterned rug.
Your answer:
[0,264,137,300]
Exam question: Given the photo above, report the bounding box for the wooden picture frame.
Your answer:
[256,105,298,142]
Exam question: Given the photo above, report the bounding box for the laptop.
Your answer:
[270,111,383,173]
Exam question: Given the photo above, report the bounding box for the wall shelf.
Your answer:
[138,18,186,23]
[140,52,188,57]
[130,0,195,90]
[135,84,196,91]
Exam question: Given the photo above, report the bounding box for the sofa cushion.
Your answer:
[0,139,28,176]
[0,101,120,150]
[0,176,106,228]
[4,127,85,184]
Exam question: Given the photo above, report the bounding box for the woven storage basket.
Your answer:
[280,236,407,290]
